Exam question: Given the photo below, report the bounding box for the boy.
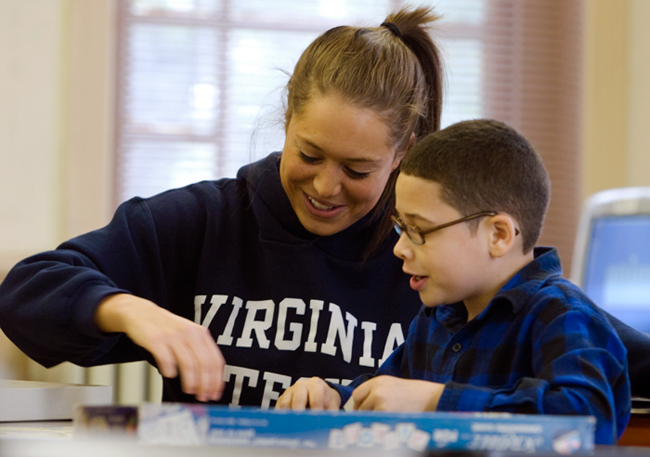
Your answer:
[276,119,630,445]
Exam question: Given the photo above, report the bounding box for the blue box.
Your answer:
[131,403,594,454]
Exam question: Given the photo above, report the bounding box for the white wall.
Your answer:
[0,0,114,382]
[582,0,650,201]
[0,0,114,278]
[0,0,65,264]
[627,0,650,187]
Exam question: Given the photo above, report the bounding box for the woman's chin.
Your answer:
[297,212,354,237]
[301,219,349,236]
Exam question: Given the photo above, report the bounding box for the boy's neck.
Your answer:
[464,248,536,321]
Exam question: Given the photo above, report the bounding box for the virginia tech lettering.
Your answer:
[193,295,405,408]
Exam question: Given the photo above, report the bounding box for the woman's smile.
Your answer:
[302,192,346,219]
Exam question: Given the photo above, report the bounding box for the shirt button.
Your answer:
[452,343,462,352]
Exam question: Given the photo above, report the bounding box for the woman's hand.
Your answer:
[95,293,225,402]
[351,375,444,412]
[275,377,341,411]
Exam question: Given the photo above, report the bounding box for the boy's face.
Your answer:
[393,173,495,310]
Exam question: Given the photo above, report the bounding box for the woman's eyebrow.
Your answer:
[296,136,324,152]
[347,157,380,164]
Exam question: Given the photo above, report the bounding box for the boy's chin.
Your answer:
[420,296,444,308]
[419,291,454,308]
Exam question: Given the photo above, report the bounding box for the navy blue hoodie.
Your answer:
[0,153,420,407]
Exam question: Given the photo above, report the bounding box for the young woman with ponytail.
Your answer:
[0,6,445,407]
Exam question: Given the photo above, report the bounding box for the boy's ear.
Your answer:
[486,214,518,258]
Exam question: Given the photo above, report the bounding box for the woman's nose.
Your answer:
[313,165,342,197]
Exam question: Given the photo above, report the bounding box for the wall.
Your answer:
[0,0,65,274]
[582,0,650,201]
[626,0,650,187]
[0,0,114,382]
[0,0,114,278]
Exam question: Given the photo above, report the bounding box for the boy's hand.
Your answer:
[275,377,341,411]
[350,376,444,412]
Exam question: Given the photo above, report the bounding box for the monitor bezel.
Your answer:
[570,187,650,289]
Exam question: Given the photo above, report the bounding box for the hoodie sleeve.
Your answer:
[0,182,219,368]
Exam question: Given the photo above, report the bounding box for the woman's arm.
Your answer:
[95,293,224,401]
[0,185,228,401]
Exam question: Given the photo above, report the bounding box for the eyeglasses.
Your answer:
[391,211,500,245]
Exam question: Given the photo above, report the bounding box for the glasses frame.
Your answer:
[391,211,499,245]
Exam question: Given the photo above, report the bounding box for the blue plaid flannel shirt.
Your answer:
[333,247,630,445]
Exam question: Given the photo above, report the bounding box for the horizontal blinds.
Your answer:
[482,0,584,268]
[114,0,582,268]
[114,0,486,201]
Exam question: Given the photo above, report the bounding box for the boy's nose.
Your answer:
[393,233,413,260]
[313,166,342,197]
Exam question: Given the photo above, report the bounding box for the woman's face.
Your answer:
[280,93,403,236]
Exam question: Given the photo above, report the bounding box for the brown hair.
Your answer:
[284,6,444,246]
[400,119,550,253]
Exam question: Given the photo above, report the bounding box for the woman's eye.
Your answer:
[298,150,370,179]
[298,151,319,163]
[345,168,371,180]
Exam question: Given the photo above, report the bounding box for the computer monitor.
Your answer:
[571,187,650,334]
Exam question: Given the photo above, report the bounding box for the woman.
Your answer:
[0,6,444,407]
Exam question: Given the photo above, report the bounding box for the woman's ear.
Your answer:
[486,214,519,258]
[391,133,416,171]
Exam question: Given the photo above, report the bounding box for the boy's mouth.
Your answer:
[410,274,428,291]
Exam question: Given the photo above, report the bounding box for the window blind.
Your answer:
[114,0,583,268]
[480,0,584,269]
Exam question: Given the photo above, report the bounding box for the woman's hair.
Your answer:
[284,6,444,249]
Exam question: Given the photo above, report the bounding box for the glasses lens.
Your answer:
[393,222,402,235]
[407,228,424,245]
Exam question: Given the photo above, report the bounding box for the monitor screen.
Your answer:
[582,215,650,333]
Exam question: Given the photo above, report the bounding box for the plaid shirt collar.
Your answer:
[431,247,563,330]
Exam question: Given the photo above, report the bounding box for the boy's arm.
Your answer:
[275,377,342,410]
[436,305,630,445]
[274,345,403,410]
[275,326,420,411]
[347,332,445,412]
[350,376,445,411]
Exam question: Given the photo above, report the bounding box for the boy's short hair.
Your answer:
[400,119,550,253]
